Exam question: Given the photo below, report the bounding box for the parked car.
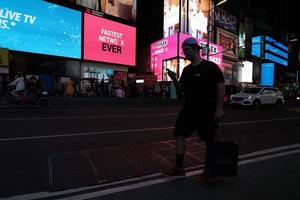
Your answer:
[230,87,284,109]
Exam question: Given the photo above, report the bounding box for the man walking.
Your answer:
[165,37,225,182]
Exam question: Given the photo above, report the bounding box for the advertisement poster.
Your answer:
[0,0,82,59]
[150,34,179,81]
[84,13,136,66]
[164,0,180,38]
[151,33,223,81]
[188,0,210,39]
[179,33,223,68]
[216,27,238,60]
[0,48,9,66]
[102,0,137,22]
[214,7,237,33]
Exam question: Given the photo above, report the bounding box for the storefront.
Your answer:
[81,62,128,82]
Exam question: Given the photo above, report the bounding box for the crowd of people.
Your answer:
[0,73,177,100]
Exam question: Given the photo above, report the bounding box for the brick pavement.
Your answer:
[49,137,206,192]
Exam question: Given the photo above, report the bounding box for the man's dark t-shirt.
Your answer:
[179,60,224,112]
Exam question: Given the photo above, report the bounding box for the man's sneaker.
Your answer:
[162,167,185,177]
[195,173,215,183]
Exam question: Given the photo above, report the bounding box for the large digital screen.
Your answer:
[164,0,180,38]
[241,61,253,83]
[264,53,288,66]
[0,0,82,59]
[265,36,288,51]
[251,36,262,58]
[150,33,223,81]
[179,33,223,68]
[72,0,137,22]
[265,44,288,59]
[151,34,178,80]
[103,0,137,22]
[188,0,209,39]
[84,13,136,66]
[261,63,274,86]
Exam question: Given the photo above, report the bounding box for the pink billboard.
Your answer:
[150,34,178,80]
[179,33,223,67]
[84,13,136,66]
[151,33,223,81]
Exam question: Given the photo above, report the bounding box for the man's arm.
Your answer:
[8,79,17,86]
[167,70,182,91]
[215,82,225,121]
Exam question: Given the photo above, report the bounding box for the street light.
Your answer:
[206,0,227,60]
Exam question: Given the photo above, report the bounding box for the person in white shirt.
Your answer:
[76,0,99,10]
[8,72,25,99]
[189,0,207,39]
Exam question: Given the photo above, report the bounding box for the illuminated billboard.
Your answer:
[151,33,223,81]
[265,44,288,59]
[151,34,178,80]
[83,13,136,66]
[252,36,288,66]
[73,0,137,22]
[241,61,253,83]
[251,36,262,58]
[102,0,137,22]
[264,53,288,66]
[188,0,210,39]
[164,0,180,38]
[216,27,239,60]
[261,63,275,86]
[214,7,237,33]
[265,36,288,51]
[0,0,82,59]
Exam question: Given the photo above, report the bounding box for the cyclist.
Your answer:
[8,72,25,101]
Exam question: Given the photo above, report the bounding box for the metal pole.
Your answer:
[206,7,210,61]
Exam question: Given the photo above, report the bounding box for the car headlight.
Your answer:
[248,96,253,100]
[297,97,300,100]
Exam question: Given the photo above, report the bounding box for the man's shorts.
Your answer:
[173,107,217,141]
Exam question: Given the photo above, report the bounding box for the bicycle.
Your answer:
[0,88,52,110]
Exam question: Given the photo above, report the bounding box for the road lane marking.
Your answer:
[0,127,174,142]
[3,145,300,200]
[1,116,300,142]
[0,114,177,121]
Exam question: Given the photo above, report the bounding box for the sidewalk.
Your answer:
[89,153,300,200]
[48,138,205,192]
[7,147,300,200]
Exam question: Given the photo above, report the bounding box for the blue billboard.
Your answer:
[265,36,288,51]
[265,44,288,59]
[0,0,82,59]
[261,63,275,86]
[264,53,288,66]
[251,36,262,58]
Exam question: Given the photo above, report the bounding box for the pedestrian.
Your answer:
[164,37,225,183]
[65,78,75,97]
[8,72,25,100]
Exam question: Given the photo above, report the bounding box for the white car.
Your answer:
[230,87,284,109]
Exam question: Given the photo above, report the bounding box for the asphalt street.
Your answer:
[0,98,300,199]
